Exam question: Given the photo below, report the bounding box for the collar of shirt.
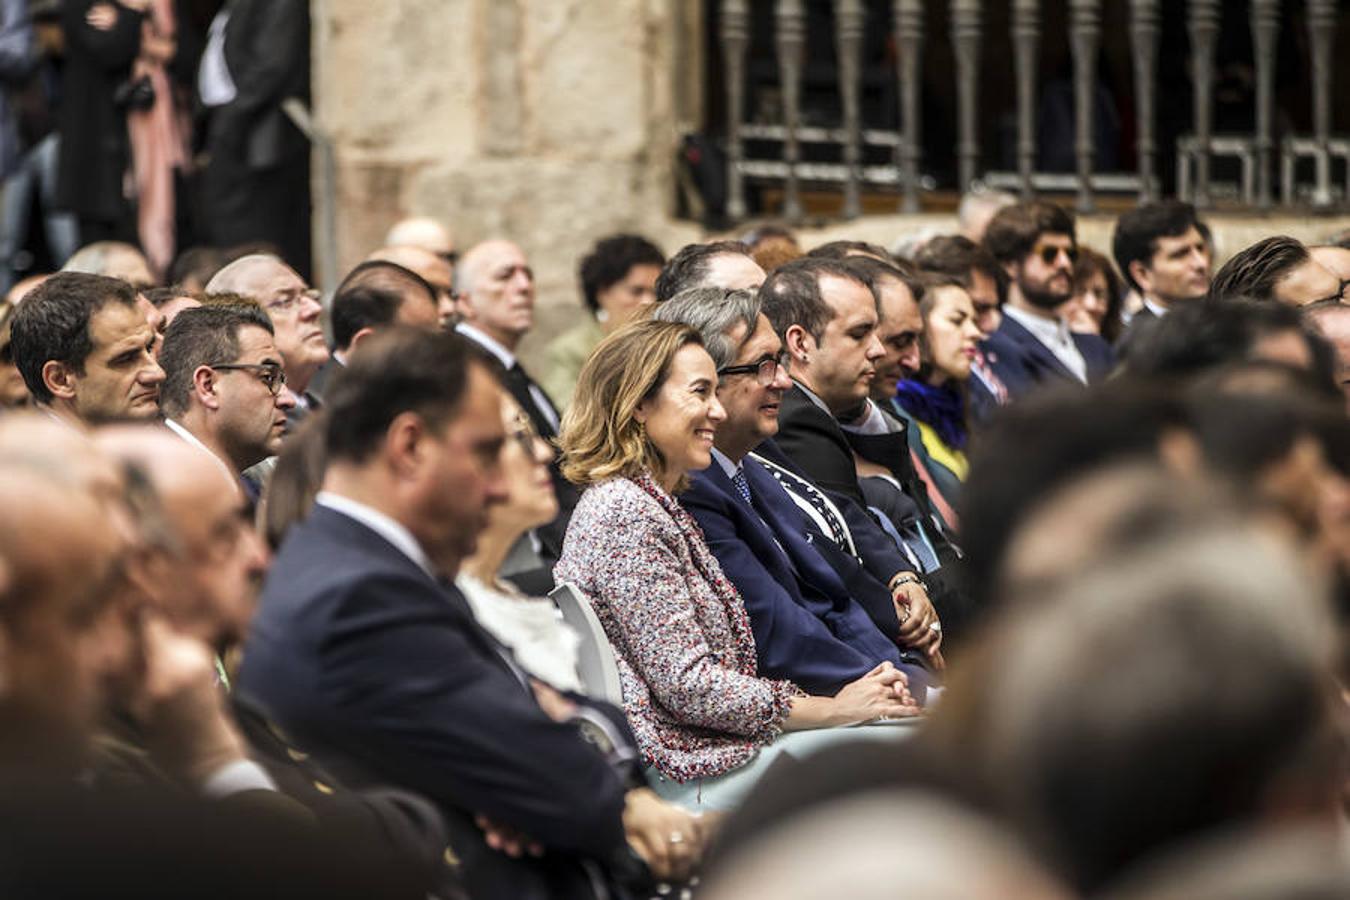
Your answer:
[792,379,834,416]
[315,491,437,581]
[164,417,238,481]
[1143,297,1170,319]
[1004,304,1075,349]
[838,397,901,436]
[455,322,515,369]
[710,446,741,481]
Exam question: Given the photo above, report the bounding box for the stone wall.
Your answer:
[312,1,1350,361]
[312,0,702,357]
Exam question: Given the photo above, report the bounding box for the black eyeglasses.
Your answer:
[211,363,287,396]
[717,351,789,386]
[1311,278,1350,306]
[1033,243,1079,266]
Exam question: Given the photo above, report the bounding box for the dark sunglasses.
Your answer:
[717,351,790,386]
[211,363,287,396]
[1034,243,1079,266]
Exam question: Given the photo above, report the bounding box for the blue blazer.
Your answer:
[683,459,926,700]
[237,504,638,898]
[985,314,1115,398]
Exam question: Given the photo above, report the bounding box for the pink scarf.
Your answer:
[126,0,188,279]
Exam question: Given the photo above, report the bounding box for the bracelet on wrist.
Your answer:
[890,573,922,590]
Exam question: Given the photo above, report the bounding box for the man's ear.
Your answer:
[1129,260,1154,296]
[346,327,375,354]
[41,360,77,401]
[384,411,428,479]
[191,365,220,410]
[784,323,815,363]
[1002,259,1020,281]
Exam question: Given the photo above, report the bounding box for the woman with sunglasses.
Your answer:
[892,273,984,521]
[455,391,584,691]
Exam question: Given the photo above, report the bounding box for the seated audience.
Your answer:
[957,187,1017,244]
[555,320,919,812]
[1209,235,1343,306]
[239,327,708,895]
[739,222,801,273]
[9,273,164,426]
[654,287,940,691]
[542,233,664,410]
[206,255,327,425]
[366,245,457,327]
[1063,245,1126,343]
[1110,201,1211,351]
[806,239,893,263]
[654,240,765,302]
[982,201,1114,395]
[893,274,985,515]
[456,391,583,692]
[914,234,1011,420]
[157,304,296,495]
[61,240,156,290]
[166,247,228,294]
[143,285,203,329]
[385,215,456,262]
[309,260,441,406]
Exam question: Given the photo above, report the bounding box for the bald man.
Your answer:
[63,241,157,291]
[366,245,456,326]
[206,254,328,423]
[384,216,454,260]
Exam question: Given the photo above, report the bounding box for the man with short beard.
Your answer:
[982,202,1114,397]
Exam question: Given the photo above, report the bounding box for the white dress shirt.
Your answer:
[455,322,560,433]
[1004,305,1088,383]
[198,10,237,107]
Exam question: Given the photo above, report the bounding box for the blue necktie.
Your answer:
[732,468,753,506]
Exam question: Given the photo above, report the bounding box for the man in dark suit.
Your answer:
[454,239,576,563]
[201,0,312,279]
[238,327,706,899]
[758,257,977,642]
[1111,201,1211,356]
[307,261,442,406]
[654,288,937,697]
[206,254,327,430]
[982,201,1114,396]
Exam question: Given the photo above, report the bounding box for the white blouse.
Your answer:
[456,574,583,693]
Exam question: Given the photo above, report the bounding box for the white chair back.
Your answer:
[549,582,624,705]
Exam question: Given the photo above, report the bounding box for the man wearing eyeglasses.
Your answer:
[158,304,296,492]
[206,254,327,427]
[982,201,1114,397]
[655,286,938,699]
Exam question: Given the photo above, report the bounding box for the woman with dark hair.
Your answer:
[1065,246,1126,343]
[893,274,983,521]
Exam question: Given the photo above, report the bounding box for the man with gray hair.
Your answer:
[655,287,939,697]
[206,254,327,425]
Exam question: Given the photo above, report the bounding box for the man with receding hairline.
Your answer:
[367,244,456,326]
[206,254,327,423]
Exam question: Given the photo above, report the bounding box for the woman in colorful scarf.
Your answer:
[893,273,985,521]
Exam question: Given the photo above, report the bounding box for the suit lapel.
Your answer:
[999,316,1078,382]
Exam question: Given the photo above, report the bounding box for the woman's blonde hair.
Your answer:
[559,318,704,488]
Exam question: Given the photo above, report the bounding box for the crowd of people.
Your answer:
[0,182,1346,899]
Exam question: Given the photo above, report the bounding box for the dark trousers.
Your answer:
[202,142,311,281]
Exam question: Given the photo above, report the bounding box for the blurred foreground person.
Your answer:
[240,328,707,898]
[934,526,1345,894]
[702,790,1070,900]
[1210,236,1344,306]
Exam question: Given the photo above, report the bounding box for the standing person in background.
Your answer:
[200,0,311,280]
[125,0,187,281]
[57,0,147,245]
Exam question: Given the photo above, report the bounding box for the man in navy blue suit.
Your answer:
[654,288,940,700]
[238,328,706,899]
[982,201,1114,396]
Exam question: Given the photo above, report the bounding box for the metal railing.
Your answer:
[715,0,1346,220]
